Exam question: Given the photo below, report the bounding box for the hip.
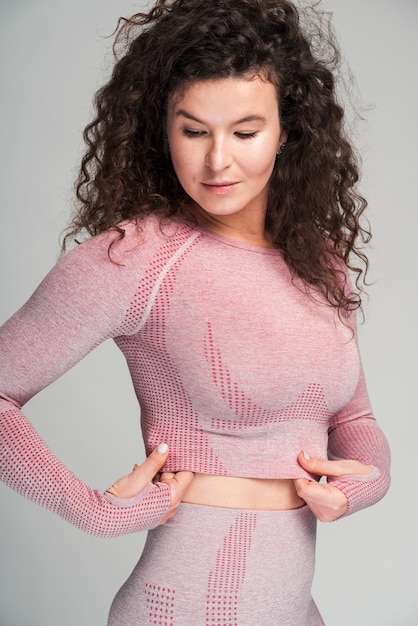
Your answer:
[108,502,323,626]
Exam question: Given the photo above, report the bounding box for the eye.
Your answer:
[182,128,206,137]
[235,132,257,139]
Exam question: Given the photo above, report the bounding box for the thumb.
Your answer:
[298,451,374,479]
[297,451,334,478]
[105,443,170,499]
[135,443,170,484]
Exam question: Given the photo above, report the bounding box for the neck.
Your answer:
[188,204,273,248]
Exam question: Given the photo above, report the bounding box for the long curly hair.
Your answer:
[64,0,370,313]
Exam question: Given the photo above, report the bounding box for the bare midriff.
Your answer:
[182,473,305,511]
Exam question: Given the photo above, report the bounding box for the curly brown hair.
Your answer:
[64,0,370,313]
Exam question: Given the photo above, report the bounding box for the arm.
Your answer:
[0,229,174,538]
[296,308,390,521]
[0,405,171,537]
[324,365,391,517]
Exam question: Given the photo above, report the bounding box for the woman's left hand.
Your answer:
[294,452,373,522]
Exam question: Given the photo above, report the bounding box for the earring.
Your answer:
[276,142,286,158]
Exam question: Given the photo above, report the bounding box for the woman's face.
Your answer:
[166,76,287,236]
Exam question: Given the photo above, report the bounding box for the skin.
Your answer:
[107,446,193,524]
[107,77,373,521]
[166,75,287,247]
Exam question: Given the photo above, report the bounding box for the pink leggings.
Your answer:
[108,502,324,625]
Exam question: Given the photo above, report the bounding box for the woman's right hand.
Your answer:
[106,443,194,524]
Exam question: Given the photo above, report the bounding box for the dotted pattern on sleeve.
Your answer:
[0,408,170,538]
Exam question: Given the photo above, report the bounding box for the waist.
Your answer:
[182,473,304,511]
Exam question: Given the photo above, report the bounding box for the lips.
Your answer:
[201,181,239,195]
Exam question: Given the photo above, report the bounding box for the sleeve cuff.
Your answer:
[103,481,155,508]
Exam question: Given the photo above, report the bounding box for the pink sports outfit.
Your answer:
[0,215,390,624]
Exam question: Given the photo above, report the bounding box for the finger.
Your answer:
[297,451,372,478]
[133,443,170,485]
[106,443,170,497]
[294,478,348,522]
[170,472,194,505]
[294,477,311,499]
[294,477,323,498]
[173,471,195,491]
[160,472,175,480]
[159,471,194,496]
[158,471,195,525]
[160,472,194,509]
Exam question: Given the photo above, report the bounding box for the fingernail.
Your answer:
[303,451,311,460]
[157,443,169,454]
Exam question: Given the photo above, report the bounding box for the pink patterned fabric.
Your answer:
[107,502,324,625]
[0,215,390,535]
[206,512,257,624]
[0,407,170,538]
[145,583,176,625]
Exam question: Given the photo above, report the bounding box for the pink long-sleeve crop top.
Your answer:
[0,216,390,536]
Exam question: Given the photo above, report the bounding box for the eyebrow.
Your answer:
[175,109,267,125]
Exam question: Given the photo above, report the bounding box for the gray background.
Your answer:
[0,1,416,624]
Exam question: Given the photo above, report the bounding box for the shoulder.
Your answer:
[52,215,201,307]
[62,215,189,272]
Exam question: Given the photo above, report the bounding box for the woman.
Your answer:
[0,1,390,624]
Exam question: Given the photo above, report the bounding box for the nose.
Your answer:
[205,136,232,172]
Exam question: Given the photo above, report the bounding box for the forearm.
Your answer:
[0,404,170,538]
[327,417,391,517]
